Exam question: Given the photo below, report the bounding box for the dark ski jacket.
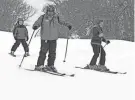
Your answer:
[13,25,28,40]
[91,25,106,45]
[33,14,70,40]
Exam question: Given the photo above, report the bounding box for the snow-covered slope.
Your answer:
[0,31,135,100]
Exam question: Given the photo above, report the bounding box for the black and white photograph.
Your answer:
[0,0,134,100]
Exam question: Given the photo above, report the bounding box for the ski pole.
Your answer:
[34,28,40,37]
[103,43,107,48]
[19,30,35,68]
[63,30,71,63]
[63,37,69,62]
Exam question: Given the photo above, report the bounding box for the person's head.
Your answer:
[46,5,56,17]
[17,18,24,25]
[95,19,104,27]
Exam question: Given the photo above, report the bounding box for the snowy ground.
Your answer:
[0,31,135,100]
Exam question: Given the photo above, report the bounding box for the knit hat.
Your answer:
[46,5,55,12]
[18,18,24,21]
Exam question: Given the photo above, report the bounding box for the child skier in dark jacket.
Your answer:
[33,5,72,72]
[85,19,110,71]
[10,18,29,57]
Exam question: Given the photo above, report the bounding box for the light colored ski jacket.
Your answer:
[33,14,69,40]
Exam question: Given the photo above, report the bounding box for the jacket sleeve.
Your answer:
[13,27,18,37]
[100,28,107,42]
[33,15,43,29]
[24,27,28,38]
[101,37,107,43]
[57,16,70,27]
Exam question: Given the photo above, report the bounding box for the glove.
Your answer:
[68,25,72,30]
[106,40,110,44]
[33,26,38,30]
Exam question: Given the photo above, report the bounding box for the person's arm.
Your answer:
[99,34,110,44]
[14,27,18,37]
[57,16,72,30]
[13,27,18,40]
[24,27,29,41]
[32,15,43,30]
[101,37,107,42]
[97,27,107,43]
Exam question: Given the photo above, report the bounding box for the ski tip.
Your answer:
[62,73,66,75]
[70,74,75,77]
[122,72,127,74]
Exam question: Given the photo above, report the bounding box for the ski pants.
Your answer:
[37,40,57,67]
[11,39,29,52]
[90,44,106,65]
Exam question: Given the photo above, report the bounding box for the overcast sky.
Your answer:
[25,0,45,10]
[25,0,55,10]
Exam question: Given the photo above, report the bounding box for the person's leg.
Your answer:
[37,40,49,67]
[47,40,57,72]
[98,46,109,71]
[47,40,57,66]
[21,39,29,53]
[99,46,106,65]
[11,39,21,52]
[90,44,100,65]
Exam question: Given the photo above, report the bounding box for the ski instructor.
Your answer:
[32,5,72,72]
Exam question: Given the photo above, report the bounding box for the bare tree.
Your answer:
[0,0,36,32]
[45,0,134,41]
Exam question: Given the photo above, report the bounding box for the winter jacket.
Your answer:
[13,25,28,40]
[33,14,69,40]
[91,26,106,45]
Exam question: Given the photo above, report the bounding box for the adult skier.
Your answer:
[33,5,72,72]
[85,19,110,71]
[10,18,29,57]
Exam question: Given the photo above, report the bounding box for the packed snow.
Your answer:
[0,30,135,100]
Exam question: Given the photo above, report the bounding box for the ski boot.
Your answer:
[9,51,16,57]
[84,64,98,70]
[24,52,30,57]
[35,65,44,71]
[41,65,52,72]
[97,65,109,72]
[46,65,58,73]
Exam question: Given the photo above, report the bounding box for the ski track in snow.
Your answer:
[0,30,135,100]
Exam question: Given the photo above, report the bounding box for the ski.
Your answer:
[9,53,29,57]
[23,68,75,77]
[75,67,127,74]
